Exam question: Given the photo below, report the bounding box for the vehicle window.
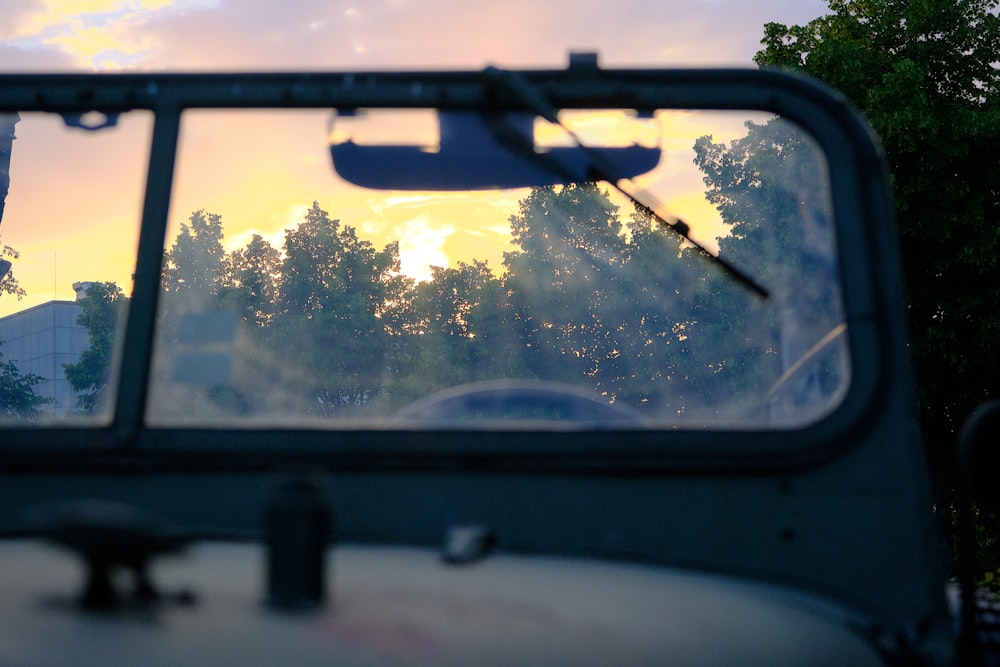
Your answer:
[144,107,847,430]
[0,111,147,424]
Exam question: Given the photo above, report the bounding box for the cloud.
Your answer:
[395,216,453,283]
[2,0,219,70]
[2,0,830,72]
[225,225,288,255]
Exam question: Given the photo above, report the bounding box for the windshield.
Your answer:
[0,103,847,432]
[148,107,845,429]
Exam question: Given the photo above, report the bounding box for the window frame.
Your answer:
[0,66,893,473]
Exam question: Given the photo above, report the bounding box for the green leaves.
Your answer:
[162,210,226,296]
[219,233,281,327]
[0,350,49,419]
[146,185,734,420]
[0,239,26,301]
[1,239,53,418]
[756,0,1000,446]
[692,118,844,420]
[274,202,410,413]
[63,281,127,414]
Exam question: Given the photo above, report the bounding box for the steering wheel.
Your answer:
[390,379,642,426]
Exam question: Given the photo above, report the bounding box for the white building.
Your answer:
[0,286,89,417]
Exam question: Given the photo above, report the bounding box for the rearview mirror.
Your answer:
[329,110,661,190]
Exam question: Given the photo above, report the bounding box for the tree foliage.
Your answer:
[149,187,737,421]
[755,0,1000,448]
[0,350,48,419]
[219,233,281,327]
[63,281,128,413]
[503,183,630,388]
[692,118,845,421]
[0,238,46,419]
[0,238,26,301]
[500,183,762,415]
[141,161,843,427]
[274,202,413,414]
[406,259,508,395]
[162,209,227,300]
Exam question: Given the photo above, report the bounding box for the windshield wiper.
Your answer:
[483,66,769,300]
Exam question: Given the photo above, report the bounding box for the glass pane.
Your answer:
[0,111,147,424]
[146,108,846,431]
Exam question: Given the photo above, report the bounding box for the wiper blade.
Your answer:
[483,66,769,300]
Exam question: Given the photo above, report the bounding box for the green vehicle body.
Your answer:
[0,58,986,665]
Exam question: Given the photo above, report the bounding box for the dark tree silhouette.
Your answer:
[756,0,1000,456]
[63,281,128,414]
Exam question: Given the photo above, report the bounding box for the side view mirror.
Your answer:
[955,399,1000,661]
[961,400,1000,510]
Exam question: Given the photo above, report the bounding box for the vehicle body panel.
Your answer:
[0,63,950,664]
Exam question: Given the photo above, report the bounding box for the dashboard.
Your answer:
[0,539,883,666]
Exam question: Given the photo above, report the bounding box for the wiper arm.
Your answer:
[483,66,769,300]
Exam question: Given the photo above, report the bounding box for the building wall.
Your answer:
[0,300,87,417]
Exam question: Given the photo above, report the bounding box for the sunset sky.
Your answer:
[0,0,830,316]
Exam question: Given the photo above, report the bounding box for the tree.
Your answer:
[501,183,714,413]
[691,118,846,422]
[503,183,631,388]
[63,282,128,414]
[161,209,227,300]
[152,210,238,418]
[0,239,26,301]
[0,352,49,419]
[616,205,727,416]
[755,0,1000,452]
[0,238,47,419]
[273,202,414,415]
[403,259,509,398]
[219,233,282,327]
